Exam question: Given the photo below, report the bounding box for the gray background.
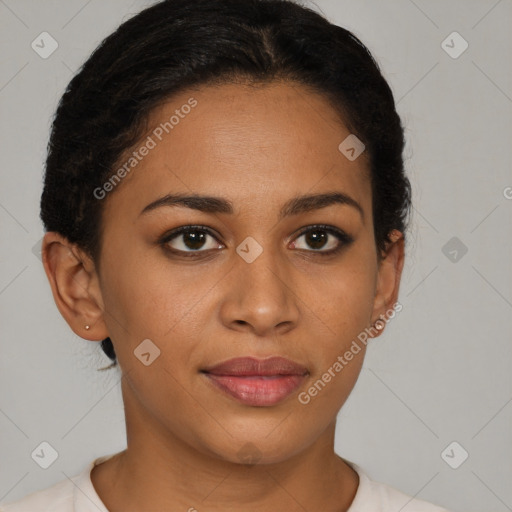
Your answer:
[0,1,511,510]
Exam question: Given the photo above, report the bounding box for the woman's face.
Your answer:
[91,81,401,464]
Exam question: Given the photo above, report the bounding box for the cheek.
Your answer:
[295,263,375,416]
[298,251,376,412]
[98,245,219,359]
[311,253,377,341]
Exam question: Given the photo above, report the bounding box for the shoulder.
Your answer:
[0,454,115,512]
[347,461,452,512]
[0,477,74,512]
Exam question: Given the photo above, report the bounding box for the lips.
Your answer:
[201,357,308,407]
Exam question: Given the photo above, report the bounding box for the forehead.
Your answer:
[103,81,371,219]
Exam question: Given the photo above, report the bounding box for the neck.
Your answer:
[91,378,359,512]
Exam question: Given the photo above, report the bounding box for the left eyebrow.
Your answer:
[139,191,364,223]
[281,192,364,223]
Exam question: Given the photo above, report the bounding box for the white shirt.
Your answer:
[0,453,451,511]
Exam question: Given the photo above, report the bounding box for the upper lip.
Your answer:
[202,357,309,377]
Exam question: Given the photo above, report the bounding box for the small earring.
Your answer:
[373,315,385,330]
[85,325,90,330]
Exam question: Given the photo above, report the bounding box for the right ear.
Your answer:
[41,232,110,341]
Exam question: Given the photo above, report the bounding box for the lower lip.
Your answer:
[204,374,305,406]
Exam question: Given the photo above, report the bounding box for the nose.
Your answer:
[218,243,300,337]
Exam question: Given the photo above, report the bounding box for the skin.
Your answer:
[42,80,404,512]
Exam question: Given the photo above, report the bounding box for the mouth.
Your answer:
[201,356,309,407]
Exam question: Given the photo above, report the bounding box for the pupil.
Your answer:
[307,231,327,249]
[184,231,205,250]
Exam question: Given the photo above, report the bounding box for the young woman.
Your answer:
[1,0,452,510]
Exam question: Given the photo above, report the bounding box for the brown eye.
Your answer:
[161,226,223,255]
[291,225,353,255]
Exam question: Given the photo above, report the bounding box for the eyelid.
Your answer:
[293,224,350,240]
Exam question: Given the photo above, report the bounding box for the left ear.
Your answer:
[370,229,405,337]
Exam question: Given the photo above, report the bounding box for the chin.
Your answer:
[196,426,315,466]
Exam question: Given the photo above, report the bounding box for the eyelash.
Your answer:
[158,224,354,258]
